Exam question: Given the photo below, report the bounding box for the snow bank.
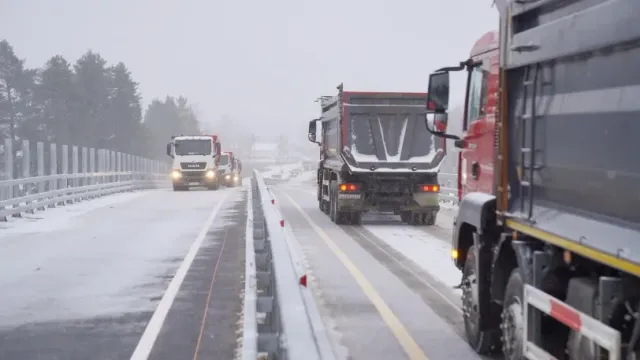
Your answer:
[0,190,151,235]
[362,224,462,294]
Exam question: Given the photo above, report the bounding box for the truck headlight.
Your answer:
[225,174,231,180]
[171,170,182,179]
[206,170,216,179]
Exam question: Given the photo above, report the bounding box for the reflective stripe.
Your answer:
[523,284,621,360]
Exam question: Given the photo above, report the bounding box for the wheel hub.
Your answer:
[501,301,523,359]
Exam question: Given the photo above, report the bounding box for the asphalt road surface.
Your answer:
[267,176,487,360]
[0,185,247,360]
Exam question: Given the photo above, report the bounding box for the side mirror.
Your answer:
[425,113,460,141]
[426,71,450,114]
[215,142,222,156]
[308,119,319,143]
[426,113,448,134]
[215,154,220,166]
[166,143,173,157]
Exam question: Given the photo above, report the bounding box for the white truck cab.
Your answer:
[219,151,242,187]
[166,135,222,191]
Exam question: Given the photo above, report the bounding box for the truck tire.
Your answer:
[350,212,362,225]
[409,212,423,225]
[329,185,345,224]
[173,185,187,191]
[462,245,501,354]
[501,269,524,359]
[425,212,437,226]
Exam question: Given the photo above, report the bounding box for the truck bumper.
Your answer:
[222,174,241,186]
[172,170,218,187]
[336,192,440,213]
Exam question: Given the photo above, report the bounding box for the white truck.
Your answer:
[219,151,242,187]
[166,135,222,191]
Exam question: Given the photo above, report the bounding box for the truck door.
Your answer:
[461,57,492,195]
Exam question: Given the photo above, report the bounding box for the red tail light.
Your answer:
[339,183,359,192]
[418,184,439,192]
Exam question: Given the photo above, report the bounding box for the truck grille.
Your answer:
[180,162,206,170]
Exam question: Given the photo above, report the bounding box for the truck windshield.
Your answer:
[219,154,230,165]
[174,139,212,156]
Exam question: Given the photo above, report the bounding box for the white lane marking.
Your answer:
[129,191,231,360]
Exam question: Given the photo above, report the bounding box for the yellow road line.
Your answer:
[279,191,430,360]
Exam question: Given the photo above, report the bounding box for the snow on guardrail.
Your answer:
[241,171,336,360]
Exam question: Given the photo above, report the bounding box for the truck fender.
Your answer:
[489,235,534,303]
[452,192,497,269]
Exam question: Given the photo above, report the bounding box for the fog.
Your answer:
[1,0,497,148]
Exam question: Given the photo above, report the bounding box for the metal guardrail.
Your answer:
[0,172,169,220]
[438,172,458,205]
[242,171,336,360]
[0,138,169,221]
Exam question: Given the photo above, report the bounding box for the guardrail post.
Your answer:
[18,139,30,215]
[81,147,88,189]
[116,152,121,185]
[133,155,137,178]
[110,151,116,185]
[104,150,110,185]
[97,149,104,187]
[71,146,79,202]
[89,148,96,194]
[36,142,45,210]
[0,139,12,220]
[48,143,57,208]
[61,144,69,205]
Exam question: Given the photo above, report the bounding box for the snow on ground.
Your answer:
[363,222,462,295]
[0,188,233,326]
[288,170,316,185]
[261,162,304,179]
[269,166,462,296]
[0,190,151,235]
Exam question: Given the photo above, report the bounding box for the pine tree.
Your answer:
[34,55,76,144]
[73,50,111,148]
[0,40,37,142]
[107,62,142,154]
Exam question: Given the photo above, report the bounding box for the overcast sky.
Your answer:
[1,0,498,142]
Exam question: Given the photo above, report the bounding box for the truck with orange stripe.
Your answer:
[307,84,445,225]
[426,1,640,359]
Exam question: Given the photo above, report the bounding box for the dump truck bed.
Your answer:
[341,91,445,172]
[504,0,640,271]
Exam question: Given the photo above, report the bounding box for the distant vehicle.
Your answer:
[166,135,222,191]
[308,84,444,225]
[219,151,242,187]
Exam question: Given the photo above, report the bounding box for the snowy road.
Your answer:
[269,173,485,360]
[0,186,247,360]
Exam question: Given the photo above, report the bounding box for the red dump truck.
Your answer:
[426,1,640,359]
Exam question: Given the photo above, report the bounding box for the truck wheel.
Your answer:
[173,185,187,191]
[424,212,437,226]
[350,212,362,225]
[409,212,423,225]
[330,187,345,224]
[462,245,501,354]
[501,269,524,359]
[400,211,410,223]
